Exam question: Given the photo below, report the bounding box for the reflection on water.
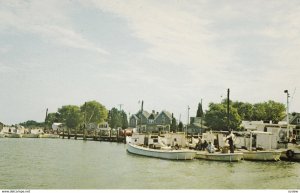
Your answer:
[0,138,299,189]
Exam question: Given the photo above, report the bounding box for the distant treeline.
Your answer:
[203,100,286,130]
[19,100,128,131]
[18,99,287,132]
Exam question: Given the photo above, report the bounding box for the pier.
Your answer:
[58,130,126,143]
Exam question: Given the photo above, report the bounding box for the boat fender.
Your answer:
[286,150,295,159]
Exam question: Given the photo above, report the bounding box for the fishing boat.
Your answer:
[126,133,196,160]
[127,143,196,160]
[22,134,39,138]
[192,131,243,162]
[239,149,281,161]
[38,133,59,138]
[6,133,22,138]
[195,151,243,162]
[238,131,281,161]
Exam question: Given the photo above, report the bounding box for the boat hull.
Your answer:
[280,149,300,161]
[241,150,281,161]
[6,133,22,138]
[22,134,39,138]
[38,134,59,138]
[195,151,243,162]
[127,143,196,160]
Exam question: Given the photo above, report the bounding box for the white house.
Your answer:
[30,128,44,134]
[52,123,63,131]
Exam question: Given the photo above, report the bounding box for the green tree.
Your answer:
[80,101,108,125]
[120,110,129,129]
[109,107,122,129]
[58,105,83,130]
[19,120,44,128]
[204,103,241,130]
[253,100,285,123]
[178,121,183,132]
[232,102,254,121]
[45,112,61,129]
[196,102,204,117]
[252,103,267,121]
[170,117,177,132]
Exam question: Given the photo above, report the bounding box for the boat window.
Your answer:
[153,138,158,143]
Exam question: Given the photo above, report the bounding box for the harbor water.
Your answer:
[0,138,299,189]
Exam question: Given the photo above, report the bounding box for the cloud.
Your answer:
[0,0,109,55]
[87,0,300,109]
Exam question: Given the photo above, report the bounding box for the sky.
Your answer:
[0,0,300,125]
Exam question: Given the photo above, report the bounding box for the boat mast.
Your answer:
[139,100,143,133]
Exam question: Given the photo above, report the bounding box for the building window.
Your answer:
[297,118,300,124]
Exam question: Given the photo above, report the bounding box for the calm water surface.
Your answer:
[0,138,299,189]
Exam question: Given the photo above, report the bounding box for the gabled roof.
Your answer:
[130,114,139,120]
[136,110,150,119]
[162,110,172,119]
[154,110,173,121]
[282,113,299,123]
[289,113,300,123]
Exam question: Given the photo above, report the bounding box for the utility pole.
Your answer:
[227,88,230,131]
[200,99,203,132]
[45,108,48,133]
[187,105,190,137]
[83,102,87,140]
[284,90,290,140]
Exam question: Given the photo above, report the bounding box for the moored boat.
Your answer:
[195,151,243,162]
[239,149,281,161]
[6,133,22,138]
[22,134,39,138]
[38,134,59,138]
[127,143,196,160]
[127,132,196,160]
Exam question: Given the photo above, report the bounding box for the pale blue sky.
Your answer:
[1,0,299,124]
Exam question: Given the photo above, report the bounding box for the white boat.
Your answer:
[126,133,196,160]
[127,143,196,160]
[38,134,59,138]
[6,133,22,138]
[22,134,39,138]
[195,151,243,162]
[239,149,281,161]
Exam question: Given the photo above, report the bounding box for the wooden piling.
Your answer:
[75,128,77,140]
[68,128,70,139]
[62,128,65,139]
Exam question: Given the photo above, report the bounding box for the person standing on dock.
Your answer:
[226,131,235,153]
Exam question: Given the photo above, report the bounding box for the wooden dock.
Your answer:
[58,132,126,143]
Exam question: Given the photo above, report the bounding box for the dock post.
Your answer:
[68,128,70,139]
[109,129,112,142]
[117,128,119,142]
[83,124,87,141]
[62,128,65,139]
[75,127,77,140]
